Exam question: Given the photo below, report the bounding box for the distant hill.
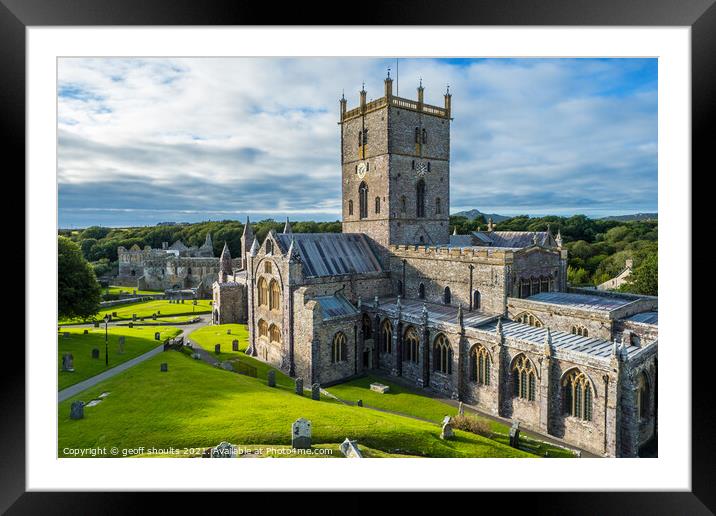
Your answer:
[599,213,658,222]
[452,209,509,222]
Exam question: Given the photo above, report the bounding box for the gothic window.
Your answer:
[331,332,347,363]
[512,354,537,401]
[381,319,392,353]
[515,312,543,328]
[400,196,406,213]
[435,197,442,215]
[403,326,419,363]
[473,290,481,310]
[422,128,427,144]
[359,181,369,219]
[362,128,369,145]
[443,286,451,304]
[257,277,268,307]
[571,325,589,337]
[258,319,268,339]
[375,196,381,214]
[416,179,426,218]
[562,369,593,421]
[520,278,530,298]
[540,275,550,293]
[265,239,273,255]
[362,314,372,340]
[469,344,491,385]
[269,324,281,344]
[348,200,354,216]
[433,334,452,374]
[264,262,272,274]
[531,277,540,296]
[418,283,425,299]
[414,127,420,143]
[637,372,649,421]
[269,279,281,311]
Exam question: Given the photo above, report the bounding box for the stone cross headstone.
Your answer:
[155,332,161,341]
[160,362,168,372]
[509,421,521,448]
[215,344,221,354]
[70,401,84,420]
[458,401,465,416]
[267,370,276,387]
[440,416,454,440]
[118,336,125,354]
[61,353,74,372]
[232,339,239,351]
[339,438,363,458]
[311,383,321,401]
[295,378,303,395]
[291,418,311,449]
[91,348,100,359]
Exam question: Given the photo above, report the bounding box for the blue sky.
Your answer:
[57,57,657,228]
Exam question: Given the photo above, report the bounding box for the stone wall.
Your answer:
[212,281,248,324]
[507,297,614,340]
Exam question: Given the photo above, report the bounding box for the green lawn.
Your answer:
[326,375,576,458]
[188,324,295,390]
[136,443,418,458]
[105,286,163,296]
[59,299,213,325]
[58,326,182,390]
[58,351,534,459]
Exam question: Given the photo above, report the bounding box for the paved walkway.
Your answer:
[58,316,211,402]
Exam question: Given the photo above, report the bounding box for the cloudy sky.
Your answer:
[58,57,657,228]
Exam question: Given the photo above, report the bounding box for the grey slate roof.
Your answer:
[376,296,496,328]
[480,319,641,359]
[525,291,634,312]
[168,240,189,251]
[472,231,555,248]
[315,295,359,320]
[275,233,382,277]
[625,311,658,325]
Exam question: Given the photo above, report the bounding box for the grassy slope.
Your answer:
[326,375,575,458]
[58,326,182,390]
[59,299,213,325]
[106,286,163,295]
[58,351,533,459]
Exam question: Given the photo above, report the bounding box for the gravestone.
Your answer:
[152,314,157,320]
[232,340,239,352]
[128,322,134,328]
[91,348,100,359]
[118,336,125,354]
[227,329,231,335]
[83,329,88,334]
[339,438,363,458]
[94,321,100,328]
[291,418,311,449]
[70,401,84,420]
[356,399,363,407]
[160,362,168,372]
[458,401,465,416]
[211,441,236,458]
[61,353,74,372]
[311,383,321,401]
[295,378,303,396]
[215,344,221,354]
[370,383,390,394]
[154,332,161,341]
[267,370,276,387]
[440,416,454,440]
[157,310,161,315]
[132,314,137,321]
[509,421,521,448]
[193,299,197,305]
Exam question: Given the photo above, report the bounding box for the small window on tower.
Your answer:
[348,200,354,216]
[412,160,415,170]
[375,196,381,214]
[427,162,431,172]
[422,128,427,144]
[414,127,420,143]
[363,129,369,145]
[436,197,442,215]
[358,130,362,147]
[366,162,370,171]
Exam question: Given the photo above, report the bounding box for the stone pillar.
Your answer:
[310,338,320,385]
[393,319,402,377]
[619,367,639,457]
[456,333,466,400]
[494,338,505,417]
[373,314,381,370]
[421,326,431,388]
[539,356,552,434]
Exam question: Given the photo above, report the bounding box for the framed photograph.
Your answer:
[6,0,709,510]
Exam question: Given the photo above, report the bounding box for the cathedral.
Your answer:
[212,75,658,458]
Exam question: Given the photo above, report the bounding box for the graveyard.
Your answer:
[59,299,213,325]
[57,347,534,458]
[58,326,182,390]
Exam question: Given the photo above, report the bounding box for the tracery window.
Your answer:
[515,312,543,328]
[403,327,419,363]
[563,369,593,421]
[269,324,281,344]
[269,279,281,311]
[264,262,272,274]
[258,319,268,340]
[512,355,537,401]
[362,314,372,340]
[257,277,268,307]
[571,325,589,337]
[433,334,452,374]
[332,332,347,363]
[359,181,369,219]
[381,319,392,353]
[469,344,491,385]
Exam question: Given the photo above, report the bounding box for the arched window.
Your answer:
[512,355,537,401]
[433,334,452,374]
[403,327,419,363]
[411,160,415,170]
[258,319,268,339]
[358,130,362,147]
[515,312,543,328]
[269,324,281,344]
[416,179,426,218]
[443,286,451,304]
[362,314,372,340]
[362,129,368,145]
[130,269,136,276]
[348,200,354,216]
[562,369,593,421]
[359,181,368,219]
[520,278,530,298]
[531,277,540,296]
[469,344,491,385]
[375,196,381,214]
[422,128,427,144]
[414,127,420,143]
[637,372,649,421]
[400,195,406,213]
[332,332,347,363]
[418,283,425,299]
[264,261,272,274]
[540,275,550,293]
[381,319,392,353]
[257,277,268,307]
[187,267,192,275]
[570,325,589,337]
[265,239,273,254]
[435,197,442,214]
[473,290,481,310]
[269,279,281,311]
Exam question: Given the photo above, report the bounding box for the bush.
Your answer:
[451,415,492,438]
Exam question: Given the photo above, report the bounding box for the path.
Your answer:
[58,316,211,402]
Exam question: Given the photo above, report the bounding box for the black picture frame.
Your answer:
[4,0,709,512]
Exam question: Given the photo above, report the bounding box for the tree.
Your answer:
[58,236,102,320]
[621,253,658,296]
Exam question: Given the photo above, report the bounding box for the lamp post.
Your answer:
[104,314,110,366]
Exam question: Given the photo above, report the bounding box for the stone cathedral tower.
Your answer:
[340,74,452,259]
